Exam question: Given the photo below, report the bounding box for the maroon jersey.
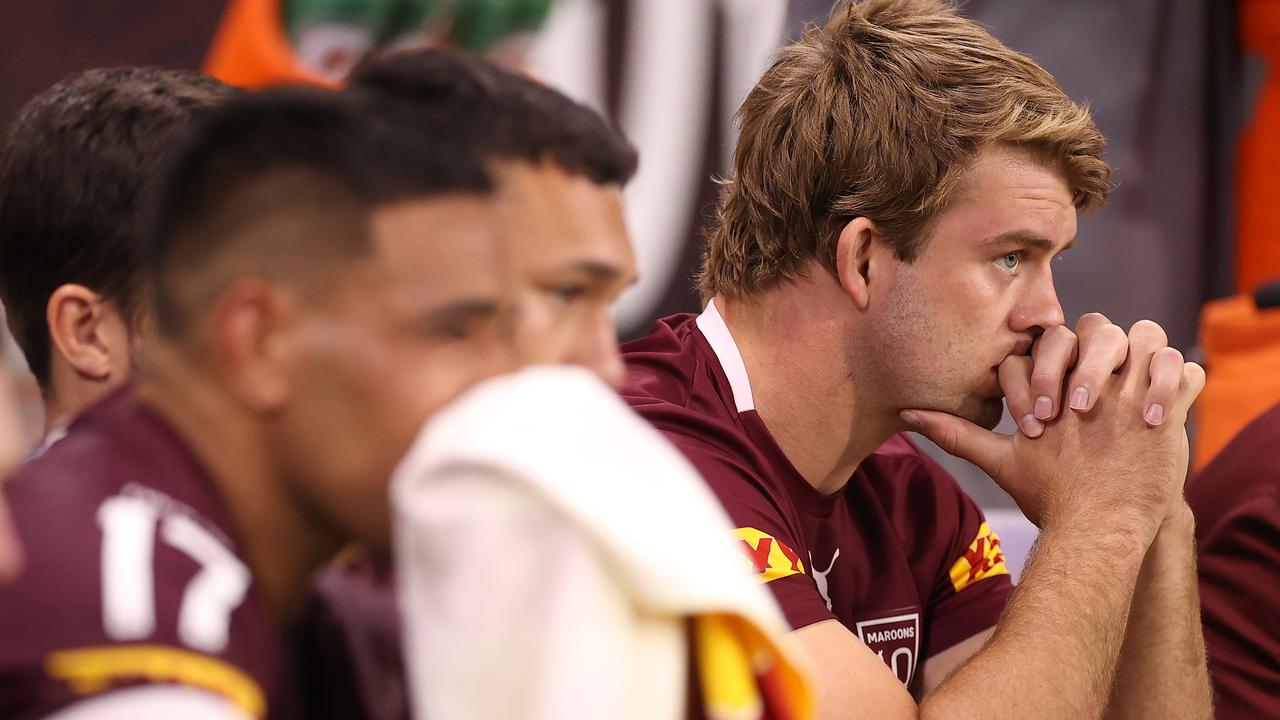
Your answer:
[289,556,408,720]
[621,304,1012,688]
[1187,402,1280,718]
[0,385,281,719]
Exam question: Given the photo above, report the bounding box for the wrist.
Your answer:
[1039,511,1153,569]
[1163,501,1194,530]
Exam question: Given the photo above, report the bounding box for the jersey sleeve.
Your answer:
[661,431,836,632]
[893,444,1013,659]
[0,470,270,720]
[40,686,252,720]
[1197,492,1280,718]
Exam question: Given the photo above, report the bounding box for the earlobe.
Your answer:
[835,218,876,310]
[46,284,117,381]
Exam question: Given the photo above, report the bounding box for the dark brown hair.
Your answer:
[0,67,239,389]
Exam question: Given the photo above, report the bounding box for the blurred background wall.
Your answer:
[0,0,1265,574]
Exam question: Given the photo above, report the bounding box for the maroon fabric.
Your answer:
[0,385,281,719]
[1187,402,1280,718]
[289,557,408,720]
[621,314,1012,689]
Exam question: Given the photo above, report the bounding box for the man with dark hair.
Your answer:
[284,49,813,720]
[0,87,515,719]
[348,49,641,385]
[621,1,1210,718]
[0,67,240,441]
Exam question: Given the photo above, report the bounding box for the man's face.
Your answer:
[493,161,636,388]
[279,195,516,549]
[860,145,1073,428]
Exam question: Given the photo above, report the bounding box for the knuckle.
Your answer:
[1076,312,1111,329]
[1031,363,1062,379]
[940,428,960,454]
[1183,361,1207,388]
[1128,319,1169,347]
[1043,325,1076,343]
[1069,363,1107,384]
[1093,323,1128,346]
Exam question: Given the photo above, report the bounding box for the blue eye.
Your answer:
[999,253,1020,271]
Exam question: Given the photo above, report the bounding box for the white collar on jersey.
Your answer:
[695,298,757,414]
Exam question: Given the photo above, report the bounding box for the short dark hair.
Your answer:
[0,66,239,389]
[346,49,638,185]
[147,87,494,338]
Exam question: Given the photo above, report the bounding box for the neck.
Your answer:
[136,345,339,625]
[44,365,111,436]
[715,275,900,495]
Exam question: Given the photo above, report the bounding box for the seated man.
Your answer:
[0,66,237,591]
[621,1,1210,717]
[1188,401,1280,717]
[0,67,238,445]
[0,87,514,719]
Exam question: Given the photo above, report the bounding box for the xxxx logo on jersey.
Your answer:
[733,528,805,583]
[949,521,1009,593]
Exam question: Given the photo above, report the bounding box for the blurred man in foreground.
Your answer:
[0,88,513,718]
[297,49,812,720]
[622,1,1210,717]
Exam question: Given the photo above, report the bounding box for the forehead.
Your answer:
[491,161,634,273]
[927,145,1077,252]
[366,195,504,292]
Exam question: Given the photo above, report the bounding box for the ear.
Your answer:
[208,278,299,413]
[46,284,129,382]
[834,217,877,311]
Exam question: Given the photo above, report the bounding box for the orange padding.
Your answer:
[1235,0,1280,295]
[203,0,335,89]
[1193,294,1280,470]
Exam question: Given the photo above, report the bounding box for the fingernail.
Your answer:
[1021,413,1044,438]
[901,410,921,427]
[1069,386,1089,410]
[1145,403,1164,426]
[1034,395,1053,420]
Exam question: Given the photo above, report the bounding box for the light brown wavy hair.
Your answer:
[698,0,1111,297]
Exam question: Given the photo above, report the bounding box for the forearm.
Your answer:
[921,521,1149,720]
[1105,505,1212,719]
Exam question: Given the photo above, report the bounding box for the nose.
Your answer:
[1011,268,1065,335]
[574,312,626,389]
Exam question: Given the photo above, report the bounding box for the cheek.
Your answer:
[515,301,553,362]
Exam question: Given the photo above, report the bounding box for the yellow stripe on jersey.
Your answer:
[949,521,1009,593]
[733,527,806,583]
[46,644,266,718]
[694,612,815,720]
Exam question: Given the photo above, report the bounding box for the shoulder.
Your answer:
[0,417,275,718]
[621,313,708,409]
[1189,401,1280,530]
[0,428,144,633]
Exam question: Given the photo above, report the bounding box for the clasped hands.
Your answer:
[904,313,1205,536]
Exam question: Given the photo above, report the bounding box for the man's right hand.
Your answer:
[902,318,1204,545]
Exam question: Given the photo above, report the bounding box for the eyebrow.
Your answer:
[982,230,1074,255]
[424,298,501,328]
[562,260,637,286]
